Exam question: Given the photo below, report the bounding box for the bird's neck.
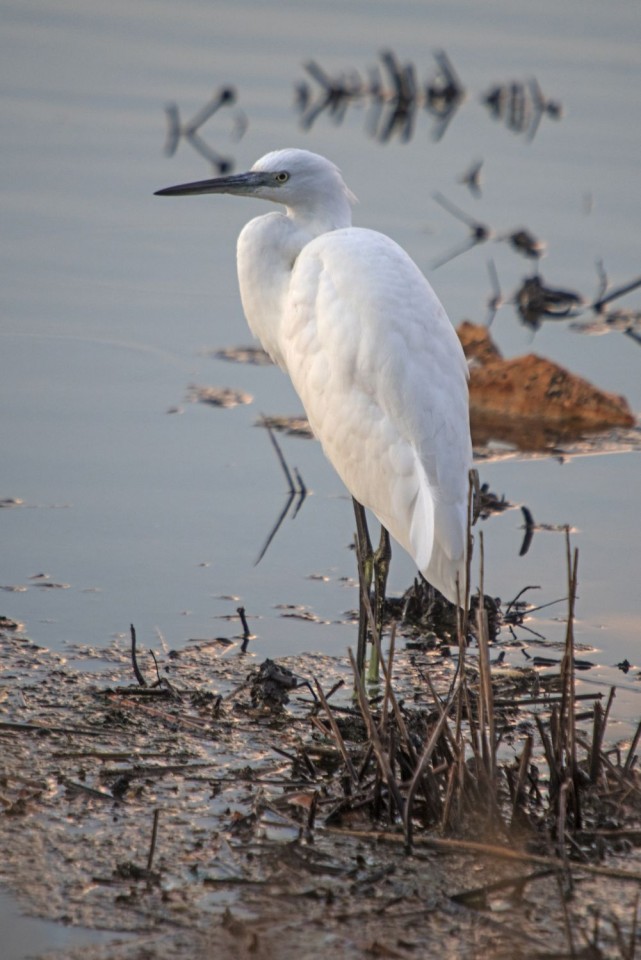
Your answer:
[236,212,311,368]
[285,196,353,234]
[236,201,352,368]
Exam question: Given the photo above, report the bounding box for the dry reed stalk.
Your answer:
[557,778,569,862]
[348,648,405,820]
[356,577,422,777]
[314,679,359,784]
[559,529,580,826]
[535,711,559,799]
[326,827,641,882]
[590,699,606,785]
[441,761,458,832]
[510,733,533,828]
[380,621,396,731]
[476,530,496,788]
[624,719,641,776]
[404,675,463,849]
[453,471,476,747]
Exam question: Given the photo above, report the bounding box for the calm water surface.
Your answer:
[1,1,641,949]
[2,0,640,665]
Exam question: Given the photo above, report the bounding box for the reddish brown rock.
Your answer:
[456,321,635,450]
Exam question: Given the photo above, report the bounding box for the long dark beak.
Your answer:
[154,171,266,197]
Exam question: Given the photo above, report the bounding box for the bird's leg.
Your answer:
[352,501,391,683]
[369,526,391,683]
[352,498,373,677]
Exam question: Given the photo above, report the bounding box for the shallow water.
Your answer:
[3,1,640,651]
[2,0,640,656]
[0,890,121,960]
[2,0,641,952]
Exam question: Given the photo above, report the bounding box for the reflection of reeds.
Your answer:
[296,51,562,145]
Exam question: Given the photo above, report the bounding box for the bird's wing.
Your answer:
[283,227,472,584]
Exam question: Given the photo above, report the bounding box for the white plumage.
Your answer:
[156,149,473,603]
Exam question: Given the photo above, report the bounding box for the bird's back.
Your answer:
[277,226,472,602]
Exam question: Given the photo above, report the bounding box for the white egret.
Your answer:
[156,149,473,670]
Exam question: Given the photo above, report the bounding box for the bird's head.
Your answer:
[155,148,356,229]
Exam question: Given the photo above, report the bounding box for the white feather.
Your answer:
[157,148,473,603]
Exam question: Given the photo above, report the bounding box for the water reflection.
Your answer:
[209,320,637,517]
[430,191,493,269]
[295,50,561,144]
[163,87,243,173]
[571,268,641,343]
[2,2,641,952]
[297,49,464,142]
[485,259,504,326]
[516,270,641,333]
[515,275,584,330]
[482,76,562,141]
[517,505,574,558]
[430,196,546,272]
[458,158,484,198]
[255,426,308,565]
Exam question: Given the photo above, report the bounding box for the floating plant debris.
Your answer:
[187,384,253,409]
[205,345,273,365]
[255,414,314,439]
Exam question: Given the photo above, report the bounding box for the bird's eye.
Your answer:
[275,171,289,183]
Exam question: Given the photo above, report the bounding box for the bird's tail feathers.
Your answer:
[408,479,435,575]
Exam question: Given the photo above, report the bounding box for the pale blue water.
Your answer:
[1,1,641,950]
[0,891,120,960]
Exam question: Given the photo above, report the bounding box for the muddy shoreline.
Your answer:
[3,625,641,958]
